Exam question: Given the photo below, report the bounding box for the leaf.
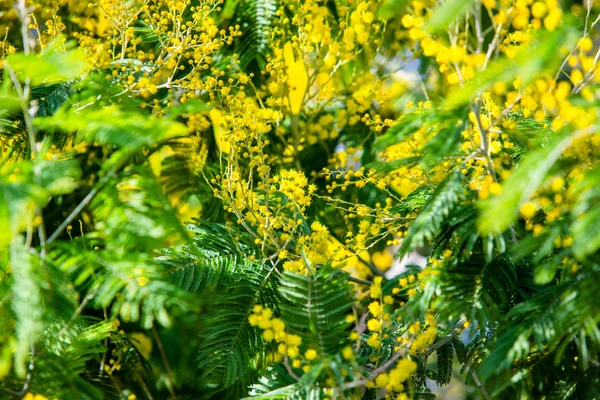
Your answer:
[0,70,20,111]
[478,130,577,234]
[374,107,467,171]
[445,25,577,107]
[378,0,412,19]
[0,165,48,245]
[10,235,44,377]
[426,0,474,33]
[433,257,518,323]
[5,41,87,85]
[478,273,600,382]
[571,169,600,259]
[36,157,81,196]
[279,268,354,355]
[419,109,468,169]
[234,0,277,69]
[36,105,189,152]
[436,341,454,385]
[399,170,465,257]
[375,110,434,150]
[365,156,421,173]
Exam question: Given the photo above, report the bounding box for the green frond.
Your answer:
[399,170,465,258]
[195,261,276,395]
[161,223,274,394]
[570,167,600,259]
[432,256,522,323]
[32,82,73,118]
[478,129,574,234]
[479,271,600,386]
[435,340,454,386]
[278,268,354,355]
[234,0,278,70]
[247,364,325,400]
[10,236,44,378]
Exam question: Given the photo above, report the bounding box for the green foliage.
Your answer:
[1,0,600,398]
[5,41,87,86]
[234,0,278,70]
[478,129,575,234]
[445,25,578,107]
[399,170,465,258]
[425,0,473,33]
[279,268,354,355]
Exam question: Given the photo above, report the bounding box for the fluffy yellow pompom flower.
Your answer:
[520,201,537,219]
[305,349,318,360]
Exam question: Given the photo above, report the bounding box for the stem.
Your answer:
[135,369,155,400]
[152,326,176,399]
[12,345,36,399]
[15,0,31,56]
[283,357,300,381]
[99,308,109,377]
[343,351,402,390]
[46,187,99,244]
[471,369,490,399]
[356,254,385,278]
[425,317,466,356]
[473,101,497,181]
[57,285,100,338]
[346,276,373,286]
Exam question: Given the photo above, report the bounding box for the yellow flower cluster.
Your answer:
[373,358,418,393]
[365,277,386,349]
[249,306,319,370]
[276,169,315,209]
[408,313,438,355]
[282,222,337,274]
[23,394,48,400]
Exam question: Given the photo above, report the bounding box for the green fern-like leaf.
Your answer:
[479,271,600,383]
[435,340,454,386]
[399,170,465,258]
[278,267,354,355]
[234,0,278,69]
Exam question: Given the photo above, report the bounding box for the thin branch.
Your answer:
[99,308,109,377]
[425,317,466,356]
[342,351,402,390]
[135,369,155,400]
[152,326,177,399]
[57,285,100,338]
[47,187,99,244]
[356,254,385,278]
[283,357,301,381]
[471,369,490,399]
[346,276,373,286]
[12,345,36,399]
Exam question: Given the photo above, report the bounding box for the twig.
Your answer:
[425,317,466,356]
[99,308,109,377]
[135,369,155,400]
[356,254,385,278]
[283,357,301,381]
[14,0,31,56]
[57,285,100,338]
[471,370,490,399]
[343,351,402,390]
[152,326,177,399]
[47,187,99,244]
[346,276,373,286]
[12,345,36,398]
